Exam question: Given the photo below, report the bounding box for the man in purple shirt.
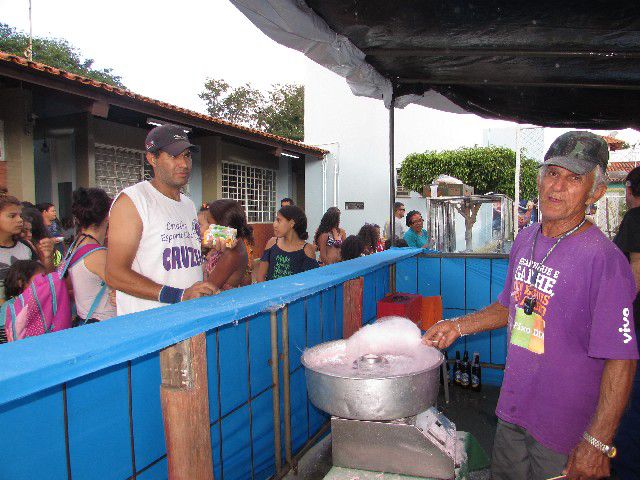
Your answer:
[424,131,638,480]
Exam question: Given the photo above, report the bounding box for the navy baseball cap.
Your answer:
[145,124,195,156]
[543,131,609,175]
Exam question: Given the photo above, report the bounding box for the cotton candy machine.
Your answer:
[301,318,462,479]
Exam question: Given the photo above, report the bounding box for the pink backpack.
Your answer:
[3,243,106,342]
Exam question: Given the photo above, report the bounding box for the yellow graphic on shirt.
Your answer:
[508,257,560,355]
[511,307,545,354]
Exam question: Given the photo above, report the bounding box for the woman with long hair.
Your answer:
[257,205,319,281]
[204,199,254,289]
[314,206,346,265]
[67,187,116,325]
[357,223,379,255]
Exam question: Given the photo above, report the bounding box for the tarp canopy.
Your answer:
[231,0,640,129]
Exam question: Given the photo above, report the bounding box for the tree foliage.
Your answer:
[399,146,539,200]
[199,78,304,141]
[0,23,124,88]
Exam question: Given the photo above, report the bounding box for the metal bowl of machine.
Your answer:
[301,340,443,421]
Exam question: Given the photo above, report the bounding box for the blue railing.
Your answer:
[0,249,508,480]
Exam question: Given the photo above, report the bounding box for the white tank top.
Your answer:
[69,251,116,321]
[113,181,203,315]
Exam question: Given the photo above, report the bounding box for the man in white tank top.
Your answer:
[106,124,217,315]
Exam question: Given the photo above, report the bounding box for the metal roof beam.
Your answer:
[365,48,640,59]
[396,78,640,90]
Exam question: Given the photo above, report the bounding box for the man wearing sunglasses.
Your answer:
[383,202,406,243]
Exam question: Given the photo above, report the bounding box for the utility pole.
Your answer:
[25,0,33,61]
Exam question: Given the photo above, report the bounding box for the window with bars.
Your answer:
[95,144,153,197]
[221,162,276,223]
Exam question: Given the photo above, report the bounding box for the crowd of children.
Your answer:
[0,187,426,344]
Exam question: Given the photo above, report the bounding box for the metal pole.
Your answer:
[26,0,33,61]
[281,306,294,472]
[389,95,396,243]
[389,95,397,293]
[270,311,282,475]
[514,127,522,239]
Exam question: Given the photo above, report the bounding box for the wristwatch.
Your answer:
[583,432,617,458]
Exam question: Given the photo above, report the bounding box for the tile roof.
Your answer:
[0,52,328,156]
[607,162,640,173]
[602,135,628,151]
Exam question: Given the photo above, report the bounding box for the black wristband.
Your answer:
[159,285,184,304]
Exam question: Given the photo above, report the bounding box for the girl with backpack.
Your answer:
[0,260,45,343]
[256,205,319,282]
[67,188,116,326]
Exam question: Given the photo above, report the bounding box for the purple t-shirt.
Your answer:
[497,223,639,455]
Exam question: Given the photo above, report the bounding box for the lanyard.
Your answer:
[523,218,586,316]
[530,218,586,267]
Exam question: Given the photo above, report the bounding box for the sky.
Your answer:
[2,0,639,149]
[0,0,310,112]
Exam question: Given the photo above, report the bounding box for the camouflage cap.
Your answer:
[543,131,609,175]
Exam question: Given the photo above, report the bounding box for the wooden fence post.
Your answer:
[160,333,214,480]
[343,277,364,338]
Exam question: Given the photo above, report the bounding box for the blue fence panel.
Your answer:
[219,320,249,417]
[137,458,168,480]
[211,421,222,480]
[290,368,309,452]
[250,389,275,480]
[321,288,337,341]
[0,249,430,480]
[491,257,509,302]
[466,258,491,310]
[0,386,67,480]
[220,404,252,480]
[248,313,272,397]
[374,266,389,303]
[491,327,508,365]
[363,272,377,323]
[335,284,344,339]
[288,300,306,371]
[306,294,322,348]
[306,292,329,438]
[418,257,441,297]
[131,352,165,471]
[206,329,221,424]
[396,256,418,293]
[67,363,132,480]
[441,258,465,310]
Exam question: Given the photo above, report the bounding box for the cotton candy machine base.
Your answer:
[331,407,458,479]
[302,330,460,480]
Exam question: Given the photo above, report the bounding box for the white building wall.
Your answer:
[304,62,516,237]
[304,61,640,241]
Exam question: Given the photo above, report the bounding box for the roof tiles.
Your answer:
[0,52,327,156]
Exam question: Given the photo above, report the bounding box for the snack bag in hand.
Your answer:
[203,224,237,248]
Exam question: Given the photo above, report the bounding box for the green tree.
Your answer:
[200,79,304,141]
[0,23,124,88]
[399,146,539,251]
[259,84,304,141]
[199,78,264,127]
[398,146,538,199]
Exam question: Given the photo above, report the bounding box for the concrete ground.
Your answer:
[285,384,501,480]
